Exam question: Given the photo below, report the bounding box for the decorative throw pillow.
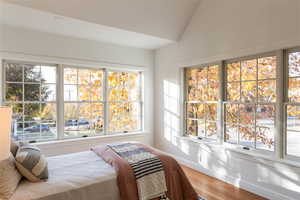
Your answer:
[10,140,19,157]
[15,145,48,182]
[0,153,22,200]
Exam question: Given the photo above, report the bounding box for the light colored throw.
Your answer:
[0,153,22,200]
[108,143,169,200]
[15,145,48,182]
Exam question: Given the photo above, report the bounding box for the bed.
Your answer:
[10,151,120,200]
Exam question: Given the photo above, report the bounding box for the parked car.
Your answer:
[24,124,50,133]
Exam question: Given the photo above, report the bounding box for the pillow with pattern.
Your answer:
[15,145,48,182]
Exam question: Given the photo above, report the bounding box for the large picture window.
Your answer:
[286,49,300,157]
[3,60,143,142]
[185,64,219,139]
[224,56,277,151]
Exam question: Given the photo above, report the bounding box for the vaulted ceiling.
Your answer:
[1,0,200,49]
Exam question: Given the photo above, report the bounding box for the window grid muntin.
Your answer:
[185,64,219,139]
[225,55,277,151]
[3,61,58,142]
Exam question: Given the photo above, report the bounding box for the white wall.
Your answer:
[0,25,155,156]
[155,0,300,199]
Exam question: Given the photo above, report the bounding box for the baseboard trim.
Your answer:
[172,155,294,200]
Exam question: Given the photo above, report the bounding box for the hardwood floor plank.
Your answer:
[181,165,267,200]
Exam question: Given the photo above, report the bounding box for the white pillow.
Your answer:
[0,153,22,200]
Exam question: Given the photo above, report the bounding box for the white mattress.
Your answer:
[10,151,120,200]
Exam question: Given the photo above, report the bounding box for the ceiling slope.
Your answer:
[4,0,200,42]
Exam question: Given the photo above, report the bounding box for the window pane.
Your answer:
[241,81,256,102]
[40,103,56,121]
[41,66,56,83]
[207,104,217,121]
[90,70,103,86]
[64,85,77,101]
[287,105,300,157]
[240,104,255,124]
[241,59,257,81]
[186,119,205,137]
[187,103,206,119]
[239,125,255,148]
[206,121,217,139]
[227,62,240,82]
[256,126,274,151]
[256,105,275,127]
[11,123,24,141]
[78,85,90,101]
[207,81,218,101]
[90,86,102,101]
[24,103,40,121]
[24,64,40,82]
[225,104,239,123]
[24,84,40,101]
[5,63,23,82]
[24,122,40,140]
[225,123,238,144]
[41,121,57,141]
[227,82,240,101]
[41,84,56,101]
[109,103,140,132]
[64,68,77,84]
[78,69,90,84]
[6,83,23,101]
[288,52,300,77]
[258,56,276,79]
[207,65,218,82]
[90,103,104,134]
[64,103,78,137]
[258,80,276,102]
[288,77,300,102]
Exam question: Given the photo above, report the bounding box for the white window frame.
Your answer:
[283,47,300,162]
[2,60,144,143]
[183,62,223,142]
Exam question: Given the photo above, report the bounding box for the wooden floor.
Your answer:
[181,165,267,200]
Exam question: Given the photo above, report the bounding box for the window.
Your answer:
[185,64,219,139]
[224,56,277,151]
[3,60,143,142]
[108,71,142,133]
[4,61,57,141]
[63,67,104,138]
[286,50,300,157]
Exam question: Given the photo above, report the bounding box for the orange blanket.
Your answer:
[92,143,198,200]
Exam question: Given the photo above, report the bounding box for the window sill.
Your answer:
[35,132,146,147]
[176,135,300,169]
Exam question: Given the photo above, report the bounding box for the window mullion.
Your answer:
[218,61,225,144]
[275,50,285,159]
[103,69,109,135]
[57,65,64,140]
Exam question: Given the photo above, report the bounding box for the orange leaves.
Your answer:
[186,65,219,101]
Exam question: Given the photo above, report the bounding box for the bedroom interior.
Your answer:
[0,0,299,200]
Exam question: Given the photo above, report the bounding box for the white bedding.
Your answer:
[10,151,120,200]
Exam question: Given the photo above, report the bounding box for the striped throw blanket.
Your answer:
[108,143,169,200]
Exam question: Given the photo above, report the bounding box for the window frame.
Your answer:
[2,60,59,141]
[223,51,280,154]
[2,60,144,143]
[283,47,300,162]
[183,61,223,142]
[183,50,286,158]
